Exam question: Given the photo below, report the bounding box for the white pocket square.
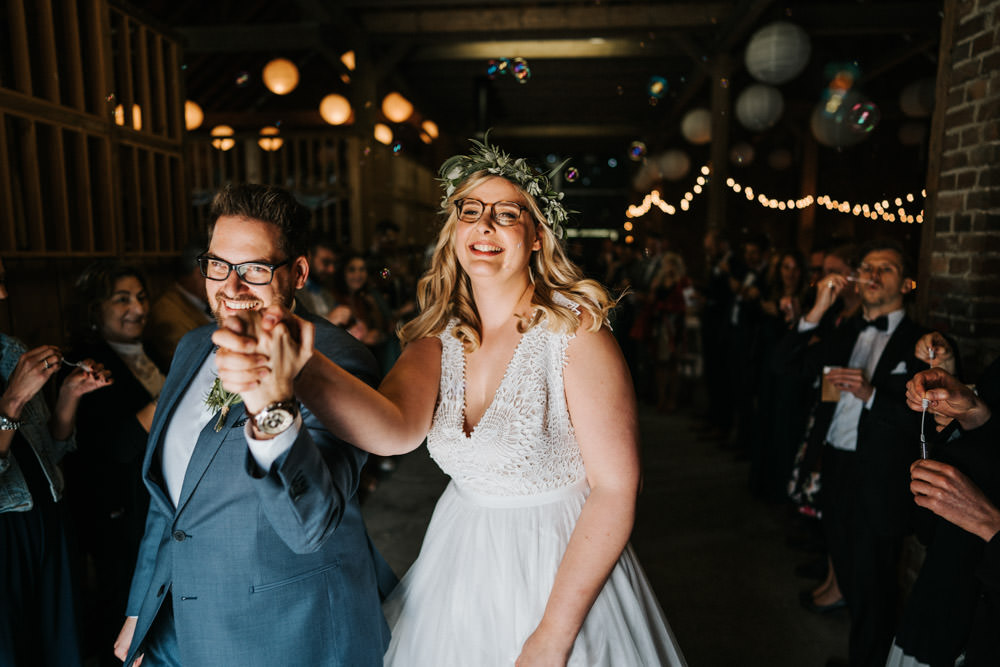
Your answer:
[890,361,908,375]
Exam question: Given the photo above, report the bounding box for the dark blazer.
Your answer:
[124,311,396,666]
[774,312,929,534]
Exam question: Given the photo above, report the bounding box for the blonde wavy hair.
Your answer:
[399,172,616,351]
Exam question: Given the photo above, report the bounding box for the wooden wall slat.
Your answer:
[63,0,87,111]
[129,146,142,249]
[136,25,152,133]
[36,0,62,103]
[74,132,96,252]
[0,114,15,250]
[119,13,135,124]
[48,127,71,250]
[7,0,33,96]
[144,149,160,251]
[85,0,114,115]
[151,35,167,137]
[20,121,45,250]
[165,41,183,140]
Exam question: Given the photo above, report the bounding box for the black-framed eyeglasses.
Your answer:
[455,199,527,226]
[197,255,290,285]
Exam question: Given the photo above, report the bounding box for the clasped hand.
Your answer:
[824,367,873,402]
[905,367,990,432]
[211,306,314,415]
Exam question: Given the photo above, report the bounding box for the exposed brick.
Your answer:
[946,105,976,129]
[987,122,1000,141]
[942,152,970,171]
[967,187,1000,209]
[957,170,978,189]
[944,131,961,151]
[932,254,950,273]
[971,256,1000,274]
[950,256,972,273]
[957,212,974,231]
[969,299,1000,319]
[936,191,966,213]
[942,297,972,317]
[954,60,981,85]
[973,32,996,57]
[969,143,1000,166]
[968,77,990,100]
[948,87,966,107]
[983,50,1000,75]
[976,95,1000,122]
[957,13,988,41]
[935,216,953,233]
[959,232,1000,250]
[962,125,983,146]
[972,212,1000,231]
[978,166,1000,187]
[971,320,1000,338]
[953,40,972,62]
[940,172,959,191]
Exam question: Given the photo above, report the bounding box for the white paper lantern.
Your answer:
[729,142,755,167]
[381,92,413,123]
[184,100,203,131]
[632,160,660,192]
[657,150,691,181]
[899,78,936,118]
[374,123,393,145]
[810,91,869,148]
[319,94,352,125]
[745,22,811,85]
[262,58,299,95]
[735,84,784,132]
[681,108,712,145]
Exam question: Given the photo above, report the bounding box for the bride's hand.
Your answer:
[514,627,571,667]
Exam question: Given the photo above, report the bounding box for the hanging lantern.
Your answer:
[319,94,352,125]
[735,84,784,132]
[210,125,235,151]
[185,100,204,131]
[114,104,142,130]
[680,108,712,144]
[341,51,356,71]
[744,22,811,85]
[421,119,439,139]
[374,123,393,145]
[258,126,283,152]
[262,58,299,95]
[381,92,413,123]
[419,132,432,144]
[657,150,691,181]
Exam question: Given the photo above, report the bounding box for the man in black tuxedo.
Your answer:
[775,239,928,667]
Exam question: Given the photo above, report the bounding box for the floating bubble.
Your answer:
[565,167,579,182]
[363,146,372,156]
[380,268,391,280]
[235,71,250,87]
[847,101,880,133]
[616,85,624,95]
[274,120,283,128]
[511,57,531,83]
[106,92,116,103]
[486,59,501,79]
[648,97,659,106]
[647,76,668,99]
[180,64,188,71]
[546,153,558,164]
[628,141,647,161]
[391,141,404,155]
[497,57,510,75]
[607,158,618,168]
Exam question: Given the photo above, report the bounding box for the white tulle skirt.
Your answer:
[383,479,687,666]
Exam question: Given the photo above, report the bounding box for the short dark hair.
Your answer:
[208,184,311,259]
[70,260,148,344]
[859,238,912,278]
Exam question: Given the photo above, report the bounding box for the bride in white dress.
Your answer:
[215,136,687,666]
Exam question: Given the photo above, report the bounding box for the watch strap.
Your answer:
[0,413,22,431]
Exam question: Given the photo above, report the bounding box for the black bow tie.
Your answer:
[856,315,889,332]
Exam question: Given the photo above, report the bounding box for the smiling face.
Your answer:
[344,257,368,292]
[453,177,540,284]
[205,215,308,322]
[100,275,149,343]
[780,254,801,290]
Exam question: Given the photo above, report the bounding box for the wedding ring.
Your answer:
[43,359,50,370]
[826,280,834,288]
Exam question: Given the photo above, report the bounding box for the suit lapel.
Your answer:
[174,399,246,516]
[142,328,216,514]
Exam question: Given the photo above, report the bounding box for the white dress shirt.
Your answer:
[798,309,905,452]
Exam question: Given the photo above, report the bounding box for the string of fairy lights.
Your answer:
[623,164,926,242]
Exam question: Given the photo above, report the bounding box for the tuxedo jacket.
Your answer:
[125,311,396,666]
[774,313,929,535]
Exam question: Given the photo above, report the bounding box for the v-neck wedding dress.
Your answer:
[382,305,686,666]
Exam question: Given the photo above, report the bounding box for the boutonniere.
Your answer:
[205,377,243,432]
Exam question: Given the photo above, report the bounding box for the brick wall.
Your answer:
[921,0,1000,377]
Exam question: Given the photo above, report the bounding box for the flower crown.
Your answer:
[438,132,572,239]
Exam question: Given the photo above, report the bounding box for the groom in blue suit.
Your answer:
[115,184,395,666]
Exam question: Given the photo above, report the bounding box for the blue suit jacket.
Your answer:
[125,312,396,666]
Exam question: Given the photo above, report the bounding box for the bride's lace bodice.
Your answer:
[427,309,586,496]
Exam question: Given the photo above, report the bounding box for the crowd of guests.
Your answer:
[2,216,999,665]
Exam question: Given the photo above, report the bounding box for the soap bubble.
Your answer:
[847,101,880,133]
[647,76,668,99]
[511,57,531,83]
[628,141,647,161]
[391,141,404,155]
[565,167,580,182]
[380,268,391,280]
[235,71,250,87]
[486,59,501,79]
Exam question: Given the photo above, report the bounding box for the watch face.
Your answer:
[256,408,294,435]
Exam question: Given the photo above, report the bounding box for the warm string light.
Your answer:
[625,166,925,225]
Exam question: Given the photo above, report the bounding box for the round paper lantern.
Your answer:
[381,92,413,123]
[262,58,299,95]
[744,22,811,85]
[319,94,352,125]
[374,123,393,145]
[421,119,439,139]
[258,126,283,152]
[810,91,869,148]
[729,142,755,166]
[341,50,356,71]
[632,160,660,193]
[185,100,204,131]
[681,108,712,144]
[657,150,691,181]
[899,77,936,118]
[210,125,235,151]
[735,84,784,132]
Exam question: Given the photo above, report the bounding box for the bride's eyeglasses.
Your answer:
[455,199,526,226]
